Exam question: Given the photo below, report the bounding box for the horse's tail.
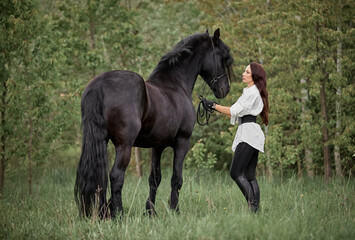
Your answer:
[74,85,108,217]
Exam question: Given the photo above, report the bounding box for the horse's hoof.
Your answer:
[168,200,180,213]
[174,207,180,214]
[110,208,124,220]
[144,209,157,217]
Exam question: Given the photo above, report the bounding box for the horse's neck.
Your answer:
[148,59,201,96]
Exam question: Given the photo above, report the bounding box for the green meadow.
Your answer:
[1,167,354,240]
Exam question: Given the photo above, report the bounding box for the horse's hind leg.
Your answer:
[109,146,132,218]
[170,137,190,212]
[146,147,164,215]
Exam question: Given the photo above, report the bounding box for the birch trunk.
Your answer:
[301,78,314,178]
[320,84,332,183]
[264,125,273,180]
[297,16,314,178]
[134,147,143,177]
[316,22,331,183]
[295,139,302,178]
[334,25,343,178]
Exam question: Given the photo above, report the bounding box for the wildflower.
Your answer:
[301,194,304,198]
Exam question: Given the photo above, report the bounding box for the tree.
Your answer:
[0,0,37,195]
[49,0,144,166]
[0,0,65,194]
[195,0,355,180]
[294,0,355,182]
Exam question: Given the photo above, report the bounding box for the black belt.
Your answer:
[240,115,256,124]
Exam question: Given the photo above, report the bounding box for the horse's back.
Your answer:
[85,70,147,145]
[83,70,145,97]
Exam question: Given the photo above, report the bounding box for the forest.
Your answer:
[1,0,355,196]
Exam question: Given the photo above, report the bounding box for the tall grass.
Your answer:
[1,167,354,239]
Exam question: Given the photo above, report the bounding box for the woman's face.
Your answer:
[242,65,254,87]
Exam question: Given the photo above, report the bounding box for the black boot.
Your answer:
[249,180,260,213]
[235,176,253,205]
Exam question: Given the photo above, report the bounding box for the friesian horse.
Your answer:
[74,29,234,218]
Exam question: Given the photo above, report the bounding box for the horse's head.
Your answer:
[200,29,234,99]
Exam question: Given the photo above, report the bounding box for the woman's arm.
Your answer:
[214,104,231,118]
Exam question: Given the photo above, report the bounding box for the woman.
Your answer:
[202,62,269,212]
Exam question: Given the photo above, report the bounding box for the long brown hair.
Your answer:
[250,62,269,126]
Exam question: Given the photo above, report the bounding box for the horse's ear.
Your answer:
[213,28,220,45]
[205,28,209,34]
[213,28,220,39]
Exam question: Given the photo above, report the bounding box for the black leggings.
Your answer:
[230,142,260,211]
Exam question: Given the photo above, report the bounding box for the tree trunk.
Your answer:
[320,84,332,183]
[334,25,343,178]
[305,149,314,178]
[28,118,33,195]
[126,0,131,10]
[266,164,273,180]
[297,16,314,179]
[316,21,331,183]
[295,139,302,178]
[300,78,314,178]
[134,147,143,177]
[263,126,272,180]
[280,163,283,184]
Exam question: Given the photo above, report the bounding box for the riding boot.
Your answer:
[235,176,253,205]
[249,180,260,213]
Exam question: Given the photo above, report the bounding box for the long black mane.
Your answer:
[150,32,234,79]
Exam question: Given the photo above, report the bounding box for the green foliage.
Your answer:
[1,0,355,193]
[1,0,64,176]
[194,0,355,178]
[185,139,217,171]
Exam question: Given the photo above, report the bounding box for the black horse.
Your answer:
[74,29,234,218]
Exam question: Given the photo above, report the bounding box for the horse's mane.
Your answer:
[151,32,232,71]
[149,32,234,80]
[150,33,206,76]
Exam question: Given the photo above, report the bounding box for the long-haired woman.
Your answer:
[203,62,269,212]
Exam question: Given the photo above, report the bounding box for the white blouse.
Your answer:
[230,85,265,153]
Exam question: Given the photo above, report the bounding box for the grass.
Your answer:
[1,166,354,240]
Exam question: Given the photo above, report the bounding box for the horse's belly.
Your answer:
[133,132,175,148]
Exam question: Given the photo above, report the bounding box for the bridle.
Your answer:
[202,38,226,97]
[197,38,228,126]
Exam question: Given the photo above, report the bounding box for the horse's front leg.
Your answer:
[110,146,132,218]
[170,137,190,212]
[146,147,164,215]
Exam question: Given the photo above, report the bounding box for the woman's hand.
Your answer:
[200,97,231,118]
[202,98,216,110]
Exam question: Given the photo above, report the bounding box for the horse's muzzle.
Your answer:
[215,86,230,99]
